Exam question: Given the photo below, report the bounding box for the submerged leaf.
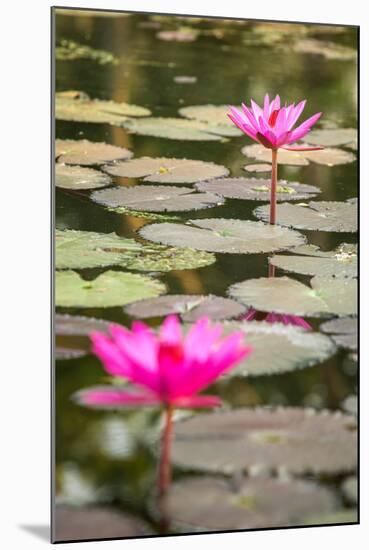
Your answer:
[320,317,358,351]
[55,139,133,166]
[122,117,241,140]
[91,185,224,212]
[55,270,166,308]
[102,157,229,183]
[228,276,357,317]
[55,164,112,190]
[242,144,355,166]
[139,218,306,254]
[172,407,357,474]
[195,178,320,201]
[254,200,357,232]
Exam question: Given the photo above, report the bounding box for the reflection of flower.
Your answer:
[242,308,312,330]
[75,315,252,409]
[228,94,322,150]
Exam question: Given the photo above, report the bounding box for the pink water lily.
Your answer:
[228,94,323,225]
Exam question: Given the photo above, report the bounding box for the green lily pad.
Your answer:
[292,39,357,60]
[219,320,336,377]
[124,295,247,322]
[55,314,110,336]
[56,39,120,65]
[172,407,357,475]
[244,164,272,173]
[302,128,357,147]
[195,178,320,201]
[55,164,112,190]
[56,229,215,272]
[228,276,357,317]
[270,243,357,278]
[242,144,356,166]
[91,185,224,213]
[56,92,150,125]
[55,139,133,166]
[56,270,166,308]
[102,157,229,183]
[254,200,357,232]
[122,117,241,141]
[320,317,358,351]
[167,476,337,531]
[139,218,306,254]
[179,104,240,128]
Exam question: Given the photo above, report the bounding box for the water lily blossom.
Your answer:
[228,94,322,224]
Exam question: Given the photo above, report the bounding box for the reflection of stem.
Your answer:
[157,405,173,533]
[270,149,278,225]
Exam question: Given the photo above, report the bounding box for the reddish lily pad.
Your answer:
[55,139,133,166]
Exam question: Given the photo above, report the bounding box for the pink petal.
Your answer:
[287,112,322,143]
[250,99,264,123]
[270,94,281,112]
[90,331,130,378]
[73,386,161,408]
[173,394,223,408]
[286,100,306,129]
[263,93,270,119]
[241,103,261,131]
[160,314,182,346]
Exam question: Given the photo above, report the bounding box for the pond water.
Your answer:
[54,9,358,541]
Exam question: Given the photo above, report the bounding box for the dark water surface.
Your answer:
[54,10,358,538]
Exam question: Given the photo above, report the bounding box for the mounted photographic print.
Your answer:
[52,6,359,543]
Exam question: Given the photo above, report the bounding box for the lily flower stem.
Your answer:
[270,149,278,225]
[157,405,173,532]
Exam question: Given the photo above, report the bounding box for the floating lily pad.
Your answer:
[122,117,241,140]
[219,321,336,377]
[270,243,357,278]
[292,39,357,60]
[303,509,358,526]
[55,139,133,166]
[55,314,111,336]
[195,178,320,201]
[54,505,150,542]
[342,476,358,505]
[106,206,180,222]
[56,270,166,308]
[102,157,229,183]
[56,39,120,65]
[228,276,357,317]
[242,144,356,166]
[56,229,215,272]
[167,476,336,531]
[55,347,88,360]
[174,75,197,84]
[139,219,305,254]
[55,164,112,190]
[302,128,357,147]
[254,200,357,232]
[156,28,199,42]
[56,92,150,125]
[172,407,357,475]
[124,295,247,322]
[179,104,239,128]
[244,164,272,173]
[342,395,358,416]
[320,317,358,351]
[91,185,224,213]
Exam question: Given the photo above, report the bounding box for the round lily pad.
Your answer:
[195,178,320,201]
[55,139,133,166]
[139,218,306,254]
[55,314,111,336]
[56,270,166,308]
[55,164,112,190]
[179,104,239,128]
[228,276,357,317]
[167,476,337,532]
[55,347,88,360]
[219,320,336,377]
[124,295,247,322]
[54,505,150,542]
[172,407,357,475]
[244,164,272,173]
[102,157,229,183]
[56,229,215,272]
[302,128,357,147]
[254,200,357,232]
[122,117,241,141]
[320,317,357,351]
[242,144,356,166]
[91,185,224,213]
[269,243,357,278]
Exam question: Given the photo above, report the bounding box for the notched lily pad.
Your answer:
[168,476,337,531]
[56,229,215,272]
[195,178,320,201]
[270,243,357,278]
[302,128,357,147]
[320,317,358,351]
[228,276,357,317]
[219,320,336,377]
[55,164,112,190]
[254,200,357,232]
[172,407,357,475]
[56,270,166,308]
[103,157,229,183]
[91,185,224,212]
[122,117,241,141]
[139,218,305,254]
[242,144,356,166]
[124,295,246,322]
[55,139,133,166]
